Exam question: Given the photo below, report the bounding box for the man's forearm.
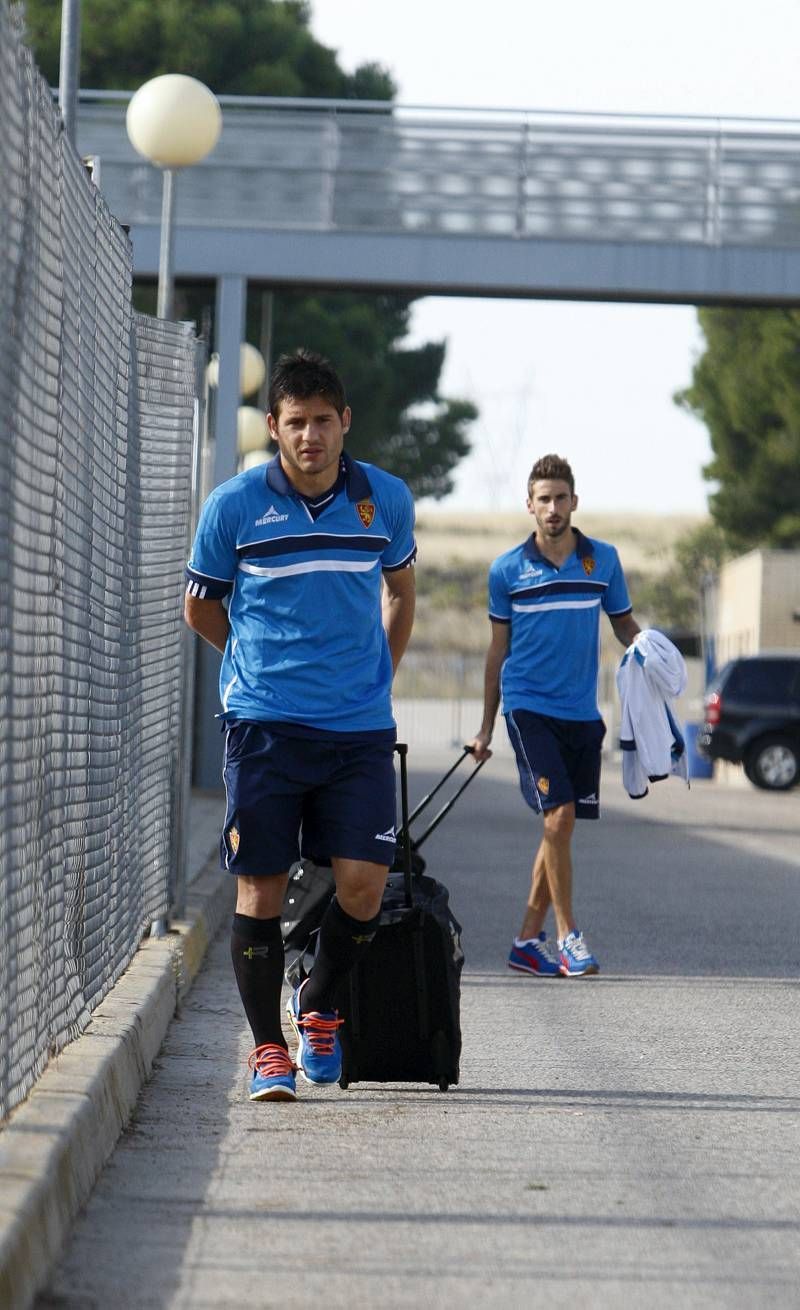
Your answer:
[480,648,503,735]
[184,594,230,653]
[383,591,415,673]
[612,613,641,648]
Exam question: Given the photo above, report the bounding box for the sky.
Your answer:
[308,0,800,514]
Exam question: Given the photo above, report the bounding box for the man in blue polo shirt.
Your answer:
[468,454,640,977]
[185,349,416,1101]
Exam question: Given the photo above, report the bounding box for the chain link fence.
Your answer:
[0,3,198,1121]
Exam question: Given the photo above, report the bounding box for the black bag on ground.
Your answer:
[281,860,334,952]
[333,742,484,1092]
[333,864,464,1090]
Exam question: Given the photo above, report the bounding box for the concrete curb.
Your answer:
[0,860,235,1310]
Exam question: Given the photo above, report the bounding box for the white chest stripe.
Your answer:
[511,597,602,613]
[239,558,380,579]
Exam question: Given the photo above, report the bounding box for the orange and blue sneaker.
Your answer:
[508,933,561,976]
[286,979,344,1085]
[558,929,599,977]
[247,1043,297,1101]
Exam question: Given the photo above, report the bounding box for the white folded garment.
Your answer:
[616,628,689,799]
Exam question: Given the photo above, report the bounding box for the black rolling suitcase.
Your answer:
[334,742,484,1092]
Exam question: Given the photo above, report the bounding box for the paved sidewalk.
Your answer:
[26,753,800,1308]
[40,938,800,1310]
[0,790,228,1310]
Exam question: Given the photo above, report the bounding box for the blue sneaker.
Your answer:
[558,930,599,977]
[247,1043,297,1101]
[508,933,561,976]
[286,979,344,1085]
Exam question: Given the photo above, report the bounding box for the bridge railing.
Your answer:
[74,93,800,248]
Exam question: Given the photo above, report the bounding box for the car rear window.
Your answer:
[725,659,800,701]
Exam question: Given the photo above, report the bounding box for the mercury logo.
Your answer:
[255,504,289,526]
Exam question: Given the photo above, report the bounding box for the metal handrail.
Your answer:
[69,88,800,129]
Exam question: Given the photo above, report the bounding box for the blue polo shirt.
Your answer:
[186,453,416,733]
[489,529,632,721]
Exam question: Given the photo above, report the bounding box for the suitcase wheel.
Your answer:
[432,1031,453,1094]
[339,1077,350,1090]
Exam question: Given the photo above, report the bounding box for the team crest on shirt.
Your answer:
[228,826,240,855]
[537,776,550,796]
[582,557,596,576]
[356,499,375,528]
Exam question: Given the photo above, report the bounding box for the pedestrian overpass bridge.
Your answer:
[78,93,800,306]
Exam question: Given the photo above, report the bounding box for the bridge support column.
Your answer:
[193,274,247,789]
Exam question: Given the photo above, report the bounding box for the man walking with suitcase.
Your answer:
[185,350,416,1100]
[468,454,640,977]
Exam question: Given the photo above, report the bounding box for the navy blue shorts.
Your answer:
[221,723,397,876]
[505,710,606,820]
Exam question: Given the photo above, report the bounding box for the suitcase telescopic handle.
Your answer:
[411,751,486,852]
[405,746,475,827]
[394,743,486,873]
[395,742,414,908]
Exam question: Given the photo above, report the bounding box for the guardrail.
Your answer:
[73,91,800,248]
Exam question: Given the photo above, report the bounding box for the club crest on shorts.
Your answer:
[582,556,596,576]
[228,826,240,855]
[356,500,375,529]
[537,776,550,796]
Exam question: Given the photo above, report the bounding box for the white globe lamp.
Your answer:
[240,343,267,398]
[126,75,222,168]
[237,406,268,456]
[241,450,271,471]
[207,344,266,398]
[125,75,222,319]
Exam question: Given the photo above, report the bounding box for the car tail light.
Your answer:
[705,691,722,726]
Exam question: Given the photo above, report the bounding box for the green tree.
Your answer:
[267,291,476,498]
[25,0,475,496]
[629,520,731,630]
[676,308,800,548]
[23,0,395,99]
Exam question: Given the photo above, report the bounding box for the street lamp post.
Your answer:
[125,74,222,319]
[58,0,82,148]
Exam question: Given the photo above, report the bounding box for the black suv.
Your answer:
[698,653,800,790]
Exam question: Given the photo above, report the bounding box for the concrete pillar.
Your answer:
[193,274,247,789]
[213,274,247,486]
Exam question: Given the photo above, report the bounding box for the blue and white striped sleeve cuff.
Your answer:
[382,543,418,572]
[185,567,233,600]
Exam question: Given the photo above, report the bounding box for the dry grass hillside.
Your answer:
[409,508,706,655]
[415,509,704,575]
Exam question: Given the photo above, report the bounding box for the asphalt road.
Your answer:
[38,752,800,1309]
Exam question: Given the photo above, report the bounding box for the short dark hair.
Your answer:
[528,454,575,496]
[268,349,347,419]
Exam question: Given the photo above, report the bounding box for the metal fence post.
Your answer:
[171,336,208,920]
[58,0,81,148]
[192,274,246,790]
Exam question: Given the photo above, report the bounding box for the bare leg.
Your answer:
[236,872,288,918]
[331,857,389,920]
[539,802,577,941]
[518,837,552,940]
